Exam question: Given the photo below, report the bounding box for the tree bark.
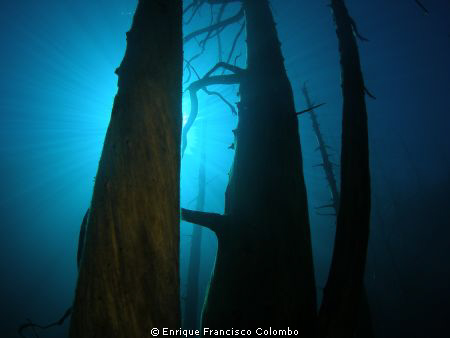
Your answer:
[69,1,182,337]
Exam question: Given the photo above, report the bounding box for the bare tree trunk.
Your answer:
[69,1,182,337]
[318,1,371,337]
[303,85,373,338]
[184,0,317,335]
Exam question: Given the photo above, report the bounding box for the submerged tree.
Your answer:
[182,0,371,337]
[318,0,371,336]
[183,0,317,333]
[302,84,373,338]
[69,1,183,337]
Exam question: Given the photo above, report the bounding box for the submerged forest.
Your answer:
[1,0,449,337]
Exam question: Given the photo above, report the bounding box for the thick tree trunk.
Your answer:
[191,0,317,334]
[318,1,371,337]
[184,121,207,330]
[69,1,182,337]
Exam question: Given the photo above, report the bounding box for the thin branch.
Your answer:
[349,17,369,42]
[184,62,193,84]
[183,1,195,14]
[184,7,244,43]
[18,307,73,338]
[189,73,242,91]
[185,61,239,114]
[182,60,243,156]
[215,3,228,61]
[315,203,336,210]
[207,0,243,3]
[181,208,229,234]
[184,0,206,25]
[414,0,429,15]
[182,89,199,157]
[182,73,240,156]
[185,48,204,70]
[234,52,242,66]
[183,57,201,85]
[296,103,326,115]
[197,2,219,51]
[203,87,237,115]
[203,61,245,78]
[224,20,245,71]
[364,86,376,99]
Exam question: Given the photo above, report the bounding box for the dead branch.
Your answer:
[182,72,240,156]
[203,87,237,115]
[204,61,245,78]
[414,0,429,15]
[349,16,369,42]
[224,20,245,70]
[184,0,206,25]
[215,3,227,61]
[181,208,229,234]
[207,0,243,3]
[189,73,242,90]
[18,307,73,338]
[184,7,244,43]
[296,102,326,115]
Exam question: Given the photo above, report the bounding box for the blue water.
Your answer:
[1,1,449,337]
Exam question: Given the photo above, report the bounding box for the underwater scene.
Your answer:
[0,0,449,337]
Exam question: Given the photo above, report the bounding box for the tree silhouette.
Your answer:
[69,1,183,337]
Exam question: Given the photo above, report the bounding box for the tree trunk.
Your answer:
[318,1,371,337]
[303,85,374,338]
[184,120,207,330]
[187,0,317,334]
[69,1,182,337]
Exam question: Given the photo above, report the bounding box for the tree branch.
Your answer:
[214,3,227,61]
[296,103,326,115]
[224,20,245,71]
[207,0,243,4]
[182,60,243,156]
[181,208,229,234]
[203,88,237,115]
[184,60,238,115]
[349,17,369,42]
[184,7,244,43]
[414,0,429,15]
[203,61,245,78]
[190,73,242,90]
[184,0,206,25]
[18,307,73,338]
